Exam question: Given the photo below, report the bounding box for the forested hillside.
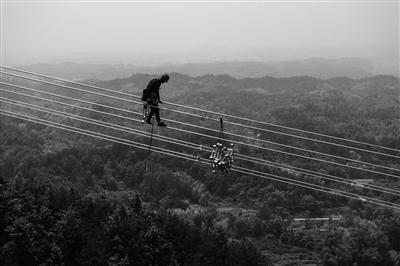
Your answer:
[1,72,400,265]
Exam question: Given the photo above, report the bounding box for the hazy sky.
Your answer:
[1,1,399,65]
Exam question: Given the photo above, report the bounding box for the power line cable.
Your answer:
[236,153,400,197]
[231,166,400,210]
[0,88,211,151]
[2,73,400,170]
[0,98,200,151]
[1,67,399,158]
[1,65,399,154]
[2,83,399,180]
[1,109,400,210]
[2,96,400,197]
[0,82,400,178]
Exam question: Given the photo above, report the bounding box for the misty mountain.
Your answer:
[17,57,378,81]
[93,71,398,97]
[163,58,374,79]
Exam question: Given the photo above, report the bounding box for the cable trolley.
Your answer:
[209,116,235,174]
[210,143,235,174]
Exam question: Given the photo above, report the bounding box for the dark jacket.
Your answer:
[146,78,162,105]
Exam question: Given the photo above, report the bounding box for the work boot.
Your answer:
[145,117,153,124]
[157,121,167,127]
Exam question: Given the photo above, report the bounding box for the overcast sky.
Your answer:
[1,1,398,65]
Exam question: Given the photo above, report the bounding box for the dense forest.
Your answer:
[1,72,400,265]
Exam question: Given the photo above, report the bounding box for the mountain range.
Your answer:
[16,57,395,81]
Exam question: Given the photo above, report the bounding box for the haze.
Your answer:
[1,1,398,67]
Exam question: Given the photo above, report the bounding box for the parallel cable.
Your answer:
[0,88,210,151]
[0,110,197,164]
[2,96,400,197]
[0,98,200,151]
[2,84,400,180]
[232,165,400,209]
[0,72,203,123]
[144,120,155,173]
[2,73,400,170]
[1,109,400,210]
[0,86,400,178]
[2,65,399,156]
[236,153,400,197]
[2,74,399,172]
[164,117,400,174]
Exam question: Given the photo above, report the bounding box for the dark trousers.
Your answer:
[148,104,160,122]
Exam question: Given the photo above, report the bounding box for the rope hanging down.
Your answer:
[145,117,155,173]
[219,117,224,141]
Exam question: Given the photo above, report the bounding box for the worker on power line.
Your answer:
[142,73,169,126]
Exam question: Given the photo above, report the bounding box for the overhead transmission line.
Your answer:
[2,96,400,198]
[2,72,400,171]
[1,66,399,158]
[2,82,400,180]
[1,109,400,211]
[0,97,201,152]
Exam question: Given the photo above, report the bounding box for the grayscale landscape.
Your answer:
[1,1,399,265]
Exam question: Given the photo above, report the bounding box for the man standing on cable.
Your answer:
[143,73,169,126]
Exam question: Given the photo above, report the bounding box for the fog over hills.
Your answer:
[16,56,397,81]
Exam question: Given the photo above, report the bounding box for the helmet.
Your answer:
[160,73,169,83]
